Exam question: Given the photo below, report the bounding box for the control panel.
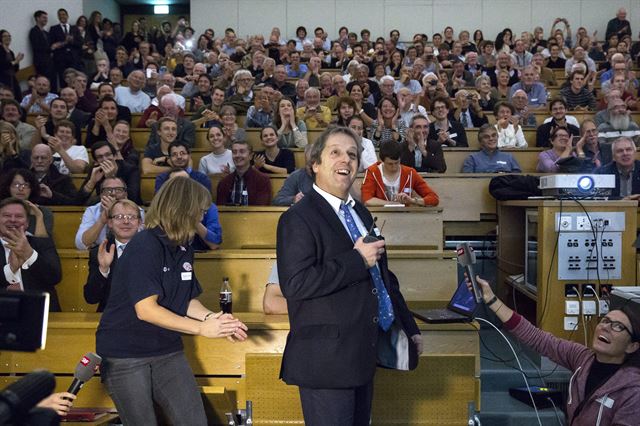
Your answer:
[554,212,624,280]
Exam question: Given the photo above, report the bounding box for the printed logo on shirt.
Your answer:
[163,267,170,272]
[183,262,192,272]
[179,246,186,251]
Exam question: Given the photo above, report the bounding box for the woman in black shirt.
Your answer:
[96,177,248,425]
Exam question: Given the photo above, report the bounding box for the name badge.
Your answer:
[531,98,538,102]
[449,133,458,138]
[497,161,507,165]
[181,272,192,281]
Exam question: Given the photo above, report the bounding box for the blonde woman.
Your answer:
[0,120,28,171]
[97,177,248,426]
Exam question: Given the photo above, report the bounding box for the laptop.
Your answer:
[412,279,478,324]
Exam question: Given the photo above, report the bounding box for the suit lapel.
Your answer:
[309,190,353,246]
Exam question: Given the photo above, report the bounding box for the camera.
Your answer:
[428,80,438,86]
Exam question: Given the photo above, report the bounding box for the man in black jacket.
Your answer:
[0,197,62,311]
[49,8,81,88]
[595,137,640,199]
[276,127,421,425]
[84,199,142,311]
[29,11,55,90]
[78,141,141,205]
[30,144,79,205]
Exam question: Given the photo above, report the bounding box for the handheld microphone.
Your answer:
[456,242,483,303]
[0,370,56,424]
[65,352,102,398]
[363,217,380,243]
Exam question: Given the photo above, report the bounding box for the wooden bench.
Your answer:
[57,248,458,313]
[49,205,444,250]
[0,313,479,425]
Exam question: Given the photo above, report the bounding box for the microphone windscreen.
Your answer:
[0,370,55,417]
[456,242,476,267]
[73,352,102,382]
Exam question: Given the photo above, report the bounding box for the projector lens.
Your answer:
[577,176,594,192]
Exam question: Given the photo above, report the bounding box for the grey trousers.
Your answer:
[101,351,207,426]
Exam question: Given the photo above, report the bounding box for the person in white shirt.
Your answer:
[346,115,376,172]
[198,126,234,175]
[49,120,89,174]
[115,70,151,113]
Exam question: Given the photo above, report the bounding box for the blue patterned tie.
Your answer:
[340,203,395,330]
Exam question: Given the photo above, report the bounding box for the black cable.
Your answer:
[540,198,562,324]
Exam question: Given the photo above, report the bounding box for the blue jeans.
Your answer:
[101,351,207,426]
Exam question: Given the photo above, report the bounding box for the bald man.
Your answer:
[115,70,151,112]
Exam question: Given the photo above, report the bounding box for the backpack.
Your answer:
[489,175,541,200]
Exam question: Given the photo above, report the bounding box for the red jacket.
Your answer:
[361,162,439,206]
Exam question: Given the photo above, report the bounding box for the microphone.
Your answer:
[456,242,483,303]
[66,352,102,397]
[0,370,56,424]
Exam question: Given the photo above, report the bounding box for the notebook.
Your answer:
[412,279,478,323]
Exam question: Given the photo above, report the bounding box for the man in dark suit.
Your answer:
[595,137,640,199]
[30,144,80,206]
[49,8,81,89]
[0,197,62,311]
[84,199,142,312]
[276,127,422,425]
[29,10,55,91]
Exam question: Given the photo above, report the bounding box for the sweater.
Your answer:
[361,162,439,206]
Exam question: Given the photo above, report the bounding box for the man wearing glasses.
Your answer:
[78,140,141,205]
[83,199,142,311]
[74,177,144,250]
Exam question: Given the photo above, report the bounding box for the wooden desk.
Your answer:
[0,313,479,425]
[497,200,638,341]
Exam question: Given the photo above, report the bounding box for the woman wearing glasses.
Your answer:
[0,168,52,237]
[473,276,640,425]
[97,177,247,425]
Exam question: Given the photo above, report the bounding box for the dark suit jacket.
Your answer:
[595,160,640,197]
[276,190,419,389]
[0,236,62,311]
[428,120,469,147]
[84,237,117,312]
[32,165,80,206]
[49,24,81,61]
[28,26,51,74]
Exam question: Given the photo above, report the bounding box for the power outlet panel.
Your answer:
[564,317,579,331]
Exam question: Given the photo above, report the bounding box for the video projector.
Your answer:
[539,174,615,198]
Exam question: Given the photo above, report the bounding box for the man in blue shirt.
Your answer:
[154,141,211,193]
[509,66,547,109]
[463,124,522,173]
[285,51,308,78]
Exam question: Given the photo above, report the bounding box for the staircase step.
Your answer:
[479,391,565,425]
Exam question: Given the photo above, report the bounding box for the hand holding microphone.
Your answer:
[65,352,102,399]
[456,242,483,303]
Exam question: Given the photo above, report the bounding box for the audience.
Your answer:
[253,125,295,174]
[463,124,522,173]
[83,199,142,311]
[400,114,446,173]
[361,141,439,207]
[595,137,640,199]
[154,140,211,193]
[0,168,53,236]
[75,176,144,250]
[0,197,62,311]
[537,126,573,173]
[198,125,234,175]
[216,140,271,205]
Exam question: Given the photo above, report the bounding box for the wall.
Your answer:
[190,0,640,41]
[82,0,120,22]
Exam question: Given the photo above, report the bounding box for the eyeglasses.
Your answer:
[599,317,633,336]
[102,187,126,195]
[11,183,30,190]
[109,214,139,222]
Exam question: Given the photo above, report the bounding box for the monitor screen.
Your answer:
[449,279,478,314]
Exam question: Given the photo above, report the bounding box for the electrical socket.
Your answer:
[582,301,597,315]
[576,216,591,231]
[564,317,579,331]
[599,300,610,315]
[565,300,580,315]
[559,216,572,231]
